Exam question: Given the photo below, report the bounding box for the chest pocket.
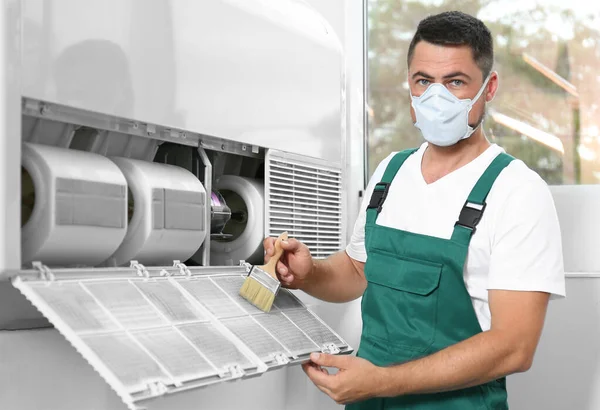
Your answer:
[362,249,442,354]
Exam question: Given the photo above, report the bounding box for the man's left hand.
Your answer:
[302,353,387,405]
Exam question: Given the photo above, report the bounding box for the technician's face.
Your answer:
[408,41,498,127]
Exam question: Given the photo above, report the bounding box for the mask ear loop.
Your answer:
[470,73,493,107]
[462,73,494,139]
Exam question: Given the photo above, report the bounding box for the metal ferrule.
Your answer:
[250,267,281,295]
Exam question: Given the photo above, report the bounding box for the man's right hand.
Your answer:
[263,236,314,289]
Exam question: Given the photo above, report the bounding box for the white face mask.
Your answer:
[410,75,491,147]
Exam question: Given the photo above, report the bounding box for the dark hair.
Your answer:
[407,11,494,79]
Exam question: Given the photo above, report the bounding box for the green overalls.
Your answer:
[348,149,514,410]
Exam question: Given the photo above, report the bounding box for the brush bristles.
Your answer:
[239,276,276,312]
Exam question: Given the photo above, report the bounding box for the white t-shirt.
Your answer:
[346,143,566,331]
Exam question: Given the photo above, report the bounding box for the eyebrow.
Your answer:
[412,71,434,79]
[411,71,472,81]
[442,71,472,80]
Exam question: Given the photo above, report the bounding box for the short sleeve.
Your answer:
[345,153,395,263]
[487,176,566,298]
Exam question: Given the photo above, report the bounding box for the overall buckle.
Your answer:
[367,182,391,213]
[455,201,486,233]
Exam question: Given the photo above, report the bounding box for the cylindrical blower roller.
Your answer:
[106,158,208,267]
[210,176,264,266]
[21,143,128,267]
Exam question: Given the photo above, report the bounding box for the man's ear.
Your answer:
[486,71,499,103]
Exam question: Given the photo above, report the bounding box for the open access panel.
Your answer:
[11,262,352,410]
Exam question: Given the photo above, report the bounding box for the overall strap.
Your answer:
[451,152,515,245]
[366,148,418,225]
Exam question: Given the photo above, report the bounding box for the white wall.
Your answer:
[0,0,21,269]
[507,185,600,409]
[508,276,600,410]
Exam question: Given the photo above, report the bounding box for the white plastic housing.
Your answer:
[21,0,343,163]
[106,158,207,267]
[21,143,128,267]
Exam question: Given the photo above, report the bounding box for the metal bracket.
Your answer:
[227,364,245,378]
[32,261,55,281]
[274,352,290,365]
[239,261,252,274]
[321,343,340,355]
[130,260,150,278]
[173,260,192,277]
[197,147,212,267]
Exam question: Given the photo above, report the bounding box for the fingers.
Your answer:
[266,236,303,254]
[263,237,275,250]
[265,236,299,262]
[302,361,329,375]
[265,237,309,286]
[265,236,298,252]
[263,237,276,263]
[309,353,350,369]
[280,237,300,252]
[276,261,295,285]
[303,361,336,390]
[278,264,294,285]
[266,237,293,283]
[265,236,306,261]
[276,260,289,276]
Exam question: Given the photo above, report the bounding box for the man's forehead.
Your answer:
[409,42,478,75]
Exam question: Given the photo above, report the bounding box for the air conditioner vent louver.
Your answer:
[266,151,344,259]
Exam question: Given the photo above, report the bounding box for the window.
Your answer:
[366,0,600,185]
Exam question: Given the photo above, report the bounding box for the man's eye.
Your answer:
[450,79,464,86]
[417,79,430,86]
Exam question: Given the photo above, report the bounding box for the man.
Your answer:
[264,11,565,410]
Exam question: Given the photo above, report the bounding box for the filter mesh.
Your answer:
[82,332,168,390]
[284,309,345,347]
[132,327,217,381]
[134,280,208,323]
[13,270,350,408]
[83,281,167,329]
[210,275,273,314]
[273,289,304,310]
[31,282,118,332]
[253,312,319,355]
[222,316,288,360]
[177,278,246,318]
[178,322,254,369]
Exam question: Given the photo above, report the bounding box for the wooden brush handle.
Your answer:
[264,231,289,276]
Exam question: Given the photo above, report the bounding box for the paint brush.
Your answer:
[239,231,288,312]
